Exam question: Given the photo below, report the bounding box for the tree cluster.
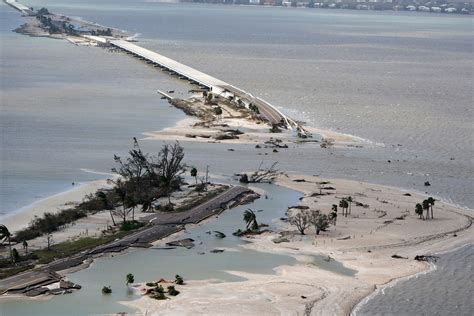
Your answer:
[9,140,187,243]
[289,209,337,236]
[108,139,186,225]
[415,197,435,220]
[339,196,353,217]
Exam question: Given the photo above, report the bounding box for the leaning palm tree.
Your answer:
[415,203,424,219]
[427,197,435,219]
[0,224,13,263]
[98,191,116,226]
[243,209,258,230]
[422,199,430,220]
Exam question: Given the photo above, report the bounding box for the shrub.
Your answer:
[12,249,20,263]
[126,273,134,285]
[151,292,167,300]
[146,282,157,287]
[195,183,205,192]
[175,275,184,285]
[121,221,142,231]
[167,285,180,296]
[102,286,112,294]
[154,285,165,294]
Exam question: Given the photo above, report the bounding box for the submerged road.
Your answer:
[0,186,253,294]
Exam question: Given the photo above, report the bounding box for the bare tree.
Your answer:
[289,210,310,235]
[151,142,186,204]
[241,161,279,183]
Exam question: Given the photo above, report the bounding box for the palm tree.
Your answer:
[22,240,28,255]
[339,199,349,217]
[415,203,424,219]
[346,196,353,215]
[329,210,337,226]
[243,209,258,230]
[422,199,430,220]
[190,167,198,185]
[0,224,13,263]
[98,191,116,226]
[427,197,435,219]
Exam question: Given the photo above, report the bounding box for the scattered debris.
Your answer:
[337,236,351,240]
[414,255,439,262]
[166,238,195,249]
[424,181,431,187]
[391,254,408,259]
[210,249,225,253]
[213,231,226,238]
[273,236,290,244]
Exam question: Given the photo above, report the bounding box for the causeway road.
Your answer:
[0,186,253,294]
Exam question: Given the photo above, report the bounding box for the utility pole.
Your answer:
[205,165,209,191]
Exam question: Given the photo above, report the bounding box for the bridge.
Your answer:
[5,0,307,134]
[105,38,302,130]
[4,0,33,15]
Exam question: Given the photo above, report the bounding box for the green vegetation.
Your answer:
[339,198,349,217]
[90,28,113,36]
[22,240,28,254]
[167,285,180,296]
[0,224,13,263]
[309,210,331,235]
[416,197,435,220]
[102,286,112,294]
[11,249,19,263]
[243,209,259,231]
[126,273,135,285]
[0,265,34,280]
[290,209,334,236]
[175,275,184,285]
[35,8,78,35]
[173,186,227,213]
[190,167,198,184]
[32,231,131,264]
[213,106,223,117]
[12,140,186,244]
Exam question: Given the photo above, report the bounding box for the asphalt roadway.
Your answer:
[0,186,251,294]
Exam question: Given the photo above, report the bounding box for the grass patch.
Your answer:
[33,230,132,264]
[0,265,34,280]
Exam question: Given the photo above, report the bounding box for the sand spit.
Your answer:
[142,116,369,148]
[123,174,472,316]
[1,179,113,233]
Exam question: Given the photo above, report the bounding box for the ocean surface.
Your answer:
[357,244,474,316]
[1,1,473,315]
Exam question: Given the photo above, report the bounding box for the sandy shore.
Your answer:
[123,174,472,316]
[142,116,371,148]
[1,179,113,233]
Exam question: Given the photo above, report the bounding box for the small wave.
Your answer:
[126,33,142,41]
[80,168,116,177]
[351,262,437,316]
